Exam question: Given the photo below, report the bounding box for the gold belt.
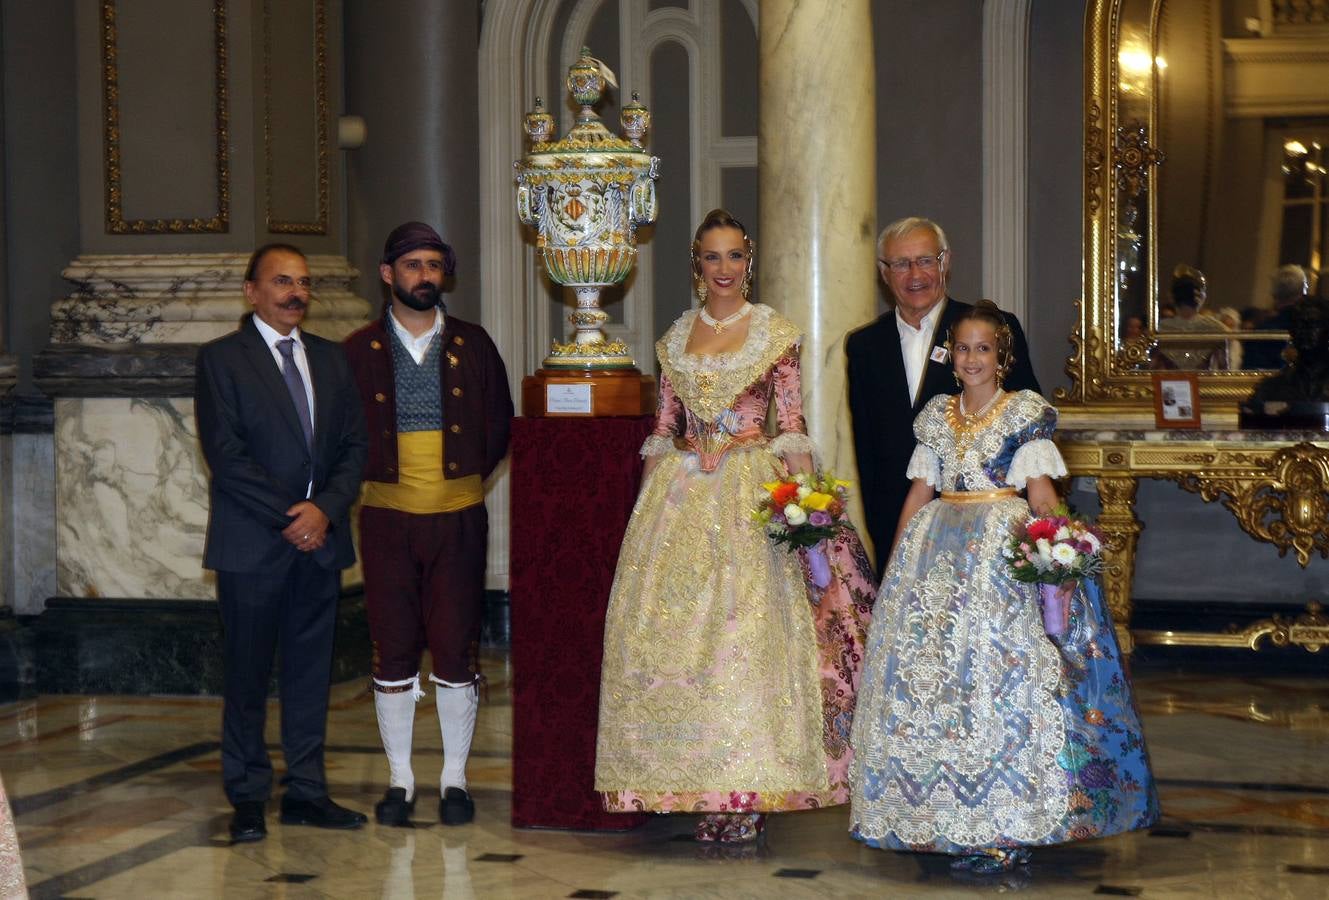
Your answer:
[940,488,1019,503]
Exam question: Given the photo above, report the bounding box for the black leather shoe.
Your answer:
[280,795,368,830]
[374,787,416,827]
[440,786,475,826]
[229,800,267,844]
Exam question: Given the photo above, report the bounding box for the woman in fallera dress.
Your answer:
[594,209,876,843]
[849,301,1158,873]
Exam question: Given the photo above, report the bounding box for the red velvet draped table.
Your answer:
[509,416,652,830]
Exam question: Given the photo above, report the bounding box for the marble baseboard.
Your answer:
[29,592,371,695]
[0,591,509,697]
[0,612,36,702]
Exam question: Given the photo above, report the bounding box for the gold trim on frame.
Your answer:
[1170,442,1329,567]
[101,0,230,234]
[262,0,329,235]
[1135,602,1329,652]
[1058,432,1329,653]
[1058,0,1277,420]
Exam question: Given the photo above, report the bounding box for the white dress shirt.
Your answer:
[388,307,444,365]
[896,301,944,404]
[252,313,315,496]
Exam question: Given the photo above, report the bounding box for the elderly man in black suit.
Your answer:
[196,243,369,843]
[846,217,1041,577]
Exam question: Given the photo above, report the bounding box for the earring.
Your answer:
[740,278,751,300]
[952,371,962,387]
[696,279,708,302]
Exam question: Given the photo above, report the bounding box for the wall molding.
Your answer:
[101,0,230,234]
[262,0,329,234]
[981,0,1031,325]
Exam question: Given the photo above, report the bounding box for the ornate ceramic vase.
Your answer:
[515,47,660,369]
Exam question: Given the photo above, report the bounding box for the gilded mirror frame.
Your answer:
[1061,0,1274,425]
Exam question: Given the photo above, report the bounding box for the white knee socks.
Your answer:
[374,674,424,800]
[432,677,479,791]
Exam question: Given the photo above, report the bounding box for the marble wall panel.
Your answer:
[52,397,364,602]
[7,432,56,614]
[54,398,212,600]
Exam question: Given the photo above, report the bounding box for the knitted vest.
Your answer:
[389,327,443,432]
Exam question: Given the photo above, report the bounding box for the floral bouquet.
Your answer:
[1004,505,1105,639]
[753,472,852,590]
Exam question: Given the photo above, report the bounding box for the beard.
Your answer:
[393,280,440,311]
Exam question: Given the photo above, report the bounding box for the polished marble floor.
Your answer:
[3,652,1328,898]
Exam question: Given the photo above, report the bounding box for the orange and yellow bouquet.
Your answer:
[752,472,852,551]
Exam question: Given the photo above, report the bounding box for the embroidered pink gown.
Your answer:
[595,304,876,813]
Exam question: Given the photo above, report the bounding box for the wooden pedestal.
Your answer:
[521,367,656,417]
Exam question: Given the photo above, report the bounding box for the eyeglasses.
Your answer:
[879,251,946,275]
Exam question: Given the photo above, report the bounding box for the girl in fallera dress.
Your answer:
[849,300,1158,873]
[594,209,876,843]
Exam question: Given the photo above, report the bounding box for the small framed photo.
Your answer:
[1152,372,1202,429]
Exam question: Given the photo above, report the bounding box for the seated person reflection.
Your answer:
[1155,265,1225,370]
[1247,295,1329,404]
[1245,265,1310,370]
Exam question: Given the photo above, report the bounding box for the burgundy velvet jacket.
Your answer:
[343,309,514,484]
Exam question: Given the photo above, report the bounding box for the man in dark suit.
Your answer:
[196,243,369,843]
[846,217,1040,577]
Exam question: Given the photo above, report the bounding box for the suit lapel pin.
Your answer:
[930,346,950,364]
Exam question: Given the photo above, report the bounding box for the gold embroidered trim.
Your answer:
[940,488,1019,503]
[657,304,802,421]
[945,391,1012,461]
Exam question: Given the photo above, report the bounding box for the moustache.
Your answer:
[278,297,308,311]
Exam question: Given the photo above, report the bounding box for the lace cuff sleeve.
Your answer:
[769,430,820,466]
[639,434,675,458]
[1007,438,1067,489]
[905,443,940,486]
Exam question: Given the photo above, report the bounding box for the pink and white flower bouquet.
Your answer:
[1004,505,1105,638]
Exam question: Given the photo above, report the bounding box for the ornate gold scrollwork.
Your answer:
[1114,122,1164,200]
[1085,101,1106,216]
[1135,602,1329,653]
[1095,476,1142,650]
[1171,442,1329,566]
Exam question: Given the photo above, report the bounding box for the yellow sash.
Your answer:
[362,430,483,514]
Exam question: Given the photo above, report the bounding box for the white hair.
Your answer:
[877,217,950,258]
[1271,264,1308,303]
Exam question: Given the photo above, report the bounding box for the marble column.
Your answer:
[758,0,879,553]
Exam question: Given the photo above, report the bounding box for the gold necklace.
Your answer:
[947,390,1006,460]
[698,301,752,334]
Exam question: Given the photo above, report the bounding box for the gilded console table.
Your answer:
[1056,429,1329,654]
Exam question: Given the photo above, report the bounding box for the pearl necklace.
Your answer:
[958,389,1002,419]
[698,301,753,334]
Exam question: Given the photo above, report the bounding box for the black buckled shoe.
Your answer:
[280,795,368,830]
[229,800,267,844]
[439,786,475,826]
[374,787,416,827]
